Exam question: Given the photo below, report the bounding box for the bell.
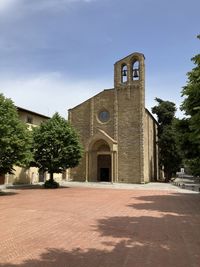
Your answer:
[122,69,127,76]
[133,68,139,78]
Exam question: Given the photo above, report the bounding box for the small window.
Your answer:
[98,110,110,123]
[27,115,33,124]
[121,64,127,83]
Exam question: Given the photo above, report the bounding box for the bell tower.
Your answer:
[113,52,145,183]
[114,52,145,89]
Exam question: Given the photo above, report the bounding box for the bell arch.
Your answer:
[132,59,140,81]
[114,52,144,87]
[121,64,128,83]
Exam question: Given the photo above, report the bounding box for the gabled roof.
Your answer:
[17,106,50,119]
[69,88,114,111]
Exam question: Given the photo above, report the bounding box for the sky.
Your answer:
[0,0,199,118]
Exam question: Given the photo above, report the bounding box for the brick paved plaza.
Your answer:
[0,185,200,267]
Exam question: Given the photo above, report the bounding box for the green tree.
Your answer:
[0,94,32,175]
[152,98,181,180]
[180,35,200,175]
[32,113,82,186]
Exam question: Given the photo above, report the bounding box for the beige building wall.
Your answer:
[143,110,158,182]
[17,107,49,126]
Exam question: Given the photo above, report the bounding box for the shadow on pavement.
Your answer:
[0,191,18,196]
[128,193,200,215]
[0,192,199,267]
[0,235,197,267]
[1,214,199,266]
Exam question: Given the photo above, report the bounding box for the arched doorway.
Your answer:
[85,130,118,183]
[97,154,111,182]
[88,139,112,182]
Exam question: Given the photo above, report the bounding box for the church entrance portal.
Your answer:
[97,154,111,182]
[86,135,117,183]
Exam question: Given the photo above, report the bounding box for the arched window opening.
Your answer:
[92,139,111,152]
[121,64,127,83]
[132,61,140,81]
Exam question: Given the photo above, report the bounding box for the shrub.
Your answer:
[44,179,59,189]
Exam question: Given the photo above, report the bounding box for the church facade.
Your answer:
[69,52,159,183]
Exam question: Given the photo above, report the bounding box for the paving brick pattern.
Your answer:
[0,187,200,267]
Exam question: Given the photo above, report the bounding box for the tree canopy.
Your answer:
[152,98,181,180]
[151,98,176,126]
[0,94,32,175]
[180,35,200,175]
[32,113,82,181]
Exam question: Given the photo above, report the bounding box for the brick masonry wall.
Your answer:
[117,85,142,183]
[69,100,91,181]
[92,90,115,138]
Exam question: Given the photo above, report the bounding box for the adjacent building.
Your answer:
[2,107,50,185]
[2,107,65,185]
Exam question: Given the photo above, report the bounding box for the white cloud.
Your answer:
[0,72,111,118]
[0,0,95,14]
[32,0,96,10]
[0,0,17,12]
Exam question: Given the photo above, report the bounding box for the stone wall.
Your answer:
[143,110,158,182]
[116,86,143,183]
[69,99,90,181]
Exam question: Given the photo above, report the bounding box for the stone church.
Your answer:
[69,52,159,183]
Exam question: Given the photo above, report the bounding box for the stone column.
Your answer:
[114,90,118,140]
[111,152,114,184]
[85,152,89,182]
[90,99,94,137]
[114,151,118,183]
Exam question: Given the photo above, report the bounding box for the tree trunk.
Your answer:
[164,171,172,182]
[49,172,54,182]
